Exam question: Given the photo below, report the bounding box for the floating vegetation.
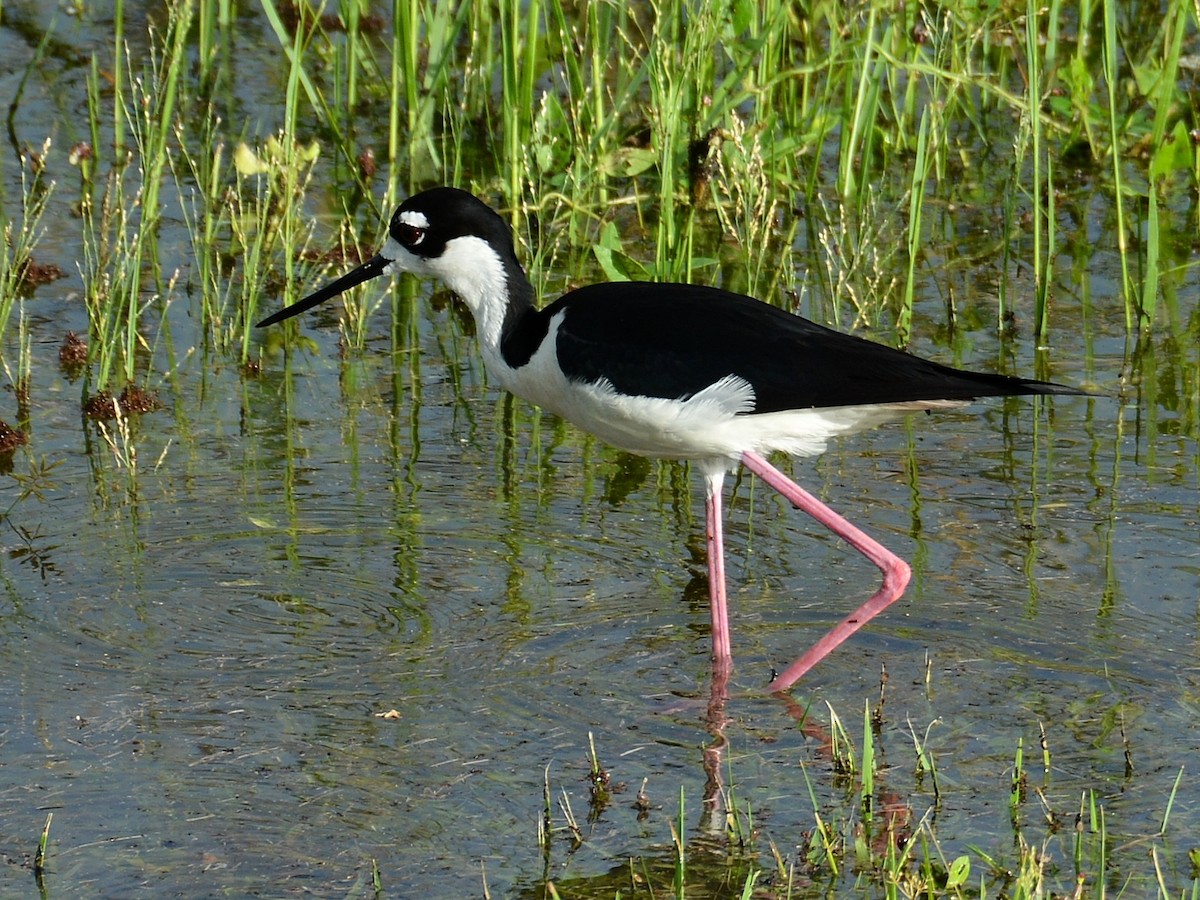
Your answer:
[0,418,28,455]
[57,332,88,379]
[82,385,162,421]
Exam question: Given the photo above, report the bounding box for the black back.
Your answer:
[549,283,1080,412]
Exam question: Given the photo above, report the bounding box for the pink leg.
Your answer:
[703,469,733,674]
[739,450,911,692]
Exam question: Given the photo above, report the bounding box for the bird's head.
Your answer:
[257,187,516,328]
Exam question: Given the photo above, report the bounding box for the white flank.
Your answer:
[381,231,968,474]
[496,314,964,469]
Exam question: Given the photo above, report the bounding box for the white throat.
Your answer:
[381,233,513,366]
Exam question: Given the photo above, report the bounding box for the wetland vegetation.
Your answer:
[1,0,1197,896]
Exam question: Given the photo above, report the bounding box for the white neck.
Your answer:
[382,234,514,361]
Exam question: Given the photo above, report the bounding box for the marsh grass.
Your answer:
[25,0,1186,369]
[77,0,192,395]
[0,153,43,336]
[536,705,1197,898]
[9,0,1190,387]
[34,811,52,888]
[0,142,54,400]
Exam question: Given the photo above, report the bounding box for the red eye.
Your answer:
[396,223,425,247]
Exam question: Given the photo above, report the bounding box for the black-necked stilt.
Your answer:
[259,186,1085,692]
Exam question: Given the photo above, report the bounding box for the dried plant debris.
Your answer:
[58,332,88,375]
[17,259,66,290]
[82,391,118,421]
[83,386,161,421]
[0,419,28,455]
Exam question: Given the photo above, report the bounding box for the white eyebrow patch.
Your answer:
[399,209,429,228]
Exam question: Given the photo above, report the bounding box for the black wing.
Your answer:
[550,282,1080,413]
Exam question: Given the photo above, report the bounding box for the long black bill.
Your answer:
[256,253,390,327]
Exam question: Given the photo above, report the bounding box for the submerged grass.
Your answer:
[536,703,1199,898]
[33,811,52,890]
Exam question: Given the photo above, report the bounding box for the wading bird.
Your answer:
[259,187,1083,692]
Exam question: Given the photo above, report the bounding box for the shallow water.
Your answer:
[3,4,1199,898]
[4,299,1194,895]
